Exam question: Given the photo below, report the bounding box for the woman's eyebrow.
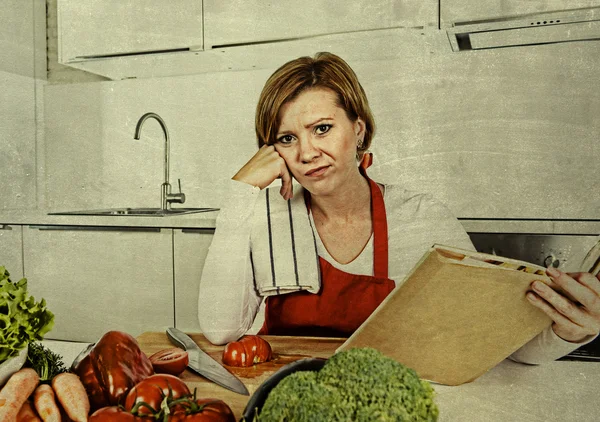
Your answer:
[277,117,334,136]
[303,117,334,129]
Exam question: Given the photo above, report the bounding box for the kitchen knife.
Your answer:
[166,327,249,396]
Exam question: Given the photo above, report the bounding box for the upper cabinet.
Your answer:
[57,0,203,63]
[53,0,439,80]
[203,0,438,49]
[441,0,600,25]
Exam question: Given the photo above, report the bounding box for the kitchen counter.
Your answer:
[0,209,219,229]
[44,334,600,422]
[2,210,600,233]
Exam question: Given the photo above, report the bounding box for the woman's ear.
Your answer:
[354,117,366,141]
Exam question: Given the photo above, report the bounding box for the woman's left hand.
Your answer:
[527,267,600,343]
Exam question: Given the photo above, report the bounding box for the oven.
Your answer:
[468,233,600,361]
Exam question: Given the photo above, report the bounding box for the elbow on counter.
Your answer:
[199,329,238,346]
[198,314,248,346]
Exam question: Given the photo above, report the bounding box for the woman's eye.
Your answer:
[277,134,294,144]
[315,124,331,135]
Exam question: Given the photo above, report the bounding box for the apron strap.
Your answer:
[359,163,388,279]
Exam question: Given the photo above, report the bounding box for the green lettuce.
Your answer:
[0,266,54,364]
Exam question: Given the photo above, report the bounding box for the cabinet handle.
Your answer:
[29,225,162,233]
[181,228,215,234]
[0,224,13,230]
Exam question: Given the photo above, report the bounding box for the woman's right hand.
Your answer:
[232,145,293,200]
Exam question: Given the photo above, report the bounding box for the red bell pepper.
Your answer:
[73,330,154,411]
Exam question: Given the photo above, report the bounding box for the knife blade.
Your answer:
[166,327,249,396]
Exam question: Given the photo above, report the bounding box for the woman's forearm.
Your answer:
[198,180,263,345]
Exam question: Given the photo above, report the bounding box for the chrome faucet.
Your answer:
[134,112,185,210]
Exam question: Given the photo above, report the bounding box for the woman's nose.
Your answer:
[299,137,320,163]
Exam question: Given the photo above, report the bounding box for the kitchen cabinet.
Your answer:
[0,224,24,280]
[56,0,203,63]
[22,226,175,342]
[54,0,438,80]
[173,228,214,332]
[441,0,600,25]
[204,0,438,49]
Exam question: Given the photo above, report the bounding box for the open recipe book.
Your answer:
[337,244,555,386]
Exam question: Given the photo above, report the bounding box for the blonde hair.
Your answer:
[255,52,375,158]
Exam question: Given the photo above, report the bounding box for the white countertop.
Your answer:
[41,340,91,368]
[2,210,600,234]
[41,340,599,421]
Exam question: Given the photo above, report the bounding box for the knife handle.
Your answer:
[166,327,197,351]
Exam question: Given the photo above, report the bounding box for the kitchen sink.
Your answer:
[48,207,219,217]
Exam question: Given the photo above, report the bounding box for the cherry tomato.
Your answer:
[89,406,150,422]
[149,347,189,376]
[222,335,272,367]
[171,398,236,422]
[124,374,191,416]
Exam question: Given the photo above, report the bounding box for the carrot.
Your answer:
[34,384,62,422]
[51,373,89,422]
[0,368,40,421]
[17,400,42,422]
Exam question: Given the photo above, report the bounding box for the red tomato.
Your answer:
[222,335,272,367]
[124,374,191,416]
[89,406,150,421]
[149,347,189,375]
[171,398,236,422]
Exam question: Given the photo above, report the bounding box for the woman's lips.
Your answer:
[305,166,329,177]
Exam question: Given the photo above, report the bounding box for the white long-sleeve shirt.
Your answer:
[198,180,597,363]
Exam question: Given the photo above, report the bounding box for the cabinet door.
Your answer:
[23,226,174,342]
[0,224,23,280]
[57,0,203,62]
[173,229,214,332]
[441,0,600,25]
[204,0,438,48]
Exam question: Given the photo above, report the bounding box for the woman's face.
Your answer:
[274,87,365,196]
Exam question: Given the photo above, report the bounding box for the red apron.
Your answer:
[259,167,395,337]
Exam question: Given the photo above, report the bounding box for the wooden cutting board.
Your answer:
[136,332,345,420]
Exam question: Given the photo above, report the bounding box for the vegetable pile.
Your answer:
[0,328,237,421]
[92,373,235,421]
[0,266,54,363]
[73,330,236,421]
[258,348,439,421]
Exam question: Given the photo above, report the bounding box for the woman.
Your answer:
[198,52,599,363]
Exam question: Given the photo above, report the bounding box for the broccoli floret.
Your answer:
[260,371,354,422]
[320,348,438,421]
[258,348,438,422]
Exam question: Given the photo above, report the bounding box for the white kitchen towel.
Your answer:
[251,185,321,297]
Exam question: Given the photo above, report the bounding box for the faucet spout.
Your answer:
[134,112,185,210]
[134,112,170,187]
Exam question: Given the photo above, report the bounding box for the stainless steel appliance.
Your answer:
[468,233,600,361]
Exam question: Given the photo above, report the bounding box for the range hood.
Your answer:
[446,7,600,51]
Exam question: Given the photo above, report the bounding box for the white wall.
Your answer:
[0,0,45,211]
[43,32,599,219]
